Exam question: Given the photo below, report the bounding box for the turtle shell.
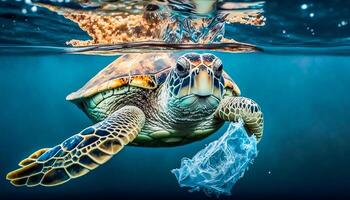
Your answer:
[66,53,178,101]
[66,53,240,102]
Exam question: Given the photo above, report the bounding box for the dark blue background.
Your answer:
[0,52,349,199]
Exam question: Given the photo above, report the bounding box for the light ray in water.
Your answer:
[171,122,258,196]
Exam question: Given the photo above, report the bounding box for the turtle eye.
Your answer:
[145,4,160,11]
[214,63,223,77]
[175,63,189,77]
[176,63,185,72]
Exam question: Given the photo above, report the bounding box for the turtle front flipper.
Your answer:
[215,97,264,141]
[6,106,145,187]
[17,148,50,167]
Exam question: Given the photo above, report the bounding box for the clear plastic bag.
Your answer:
[172,122,258,196]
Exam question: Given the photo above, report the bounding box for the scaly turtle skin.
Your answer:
[7,53,263,187]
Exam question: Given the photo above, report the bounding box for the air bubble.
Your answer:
[301,4,308,10]
[21,8,27,14]
[31,6,37,12]
[338,20,348,27]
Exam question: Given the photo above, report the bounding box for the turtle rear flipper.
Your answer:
[7,106,145,187]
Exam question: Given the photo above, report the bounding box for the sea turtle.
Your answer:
[6,53,264,187]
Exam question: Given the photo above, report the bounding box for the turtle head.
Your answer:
[165,53,225,116]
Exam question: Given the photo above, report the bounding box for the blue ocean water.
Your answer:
[1,52,349,200]
[1,0,350,199]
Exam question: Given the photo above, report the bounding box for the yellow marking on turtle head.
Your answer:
[224,79,241,96]
[130,75,157,89]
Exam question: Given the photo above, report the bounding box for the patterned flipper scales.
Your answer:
[7,106,145,187]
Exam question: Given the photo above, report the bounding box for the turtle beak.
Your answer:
[191,65,213,97]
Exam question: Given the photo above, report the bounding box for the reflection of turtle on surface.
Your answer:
[7,53,264,187]
[36,2,265,46]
